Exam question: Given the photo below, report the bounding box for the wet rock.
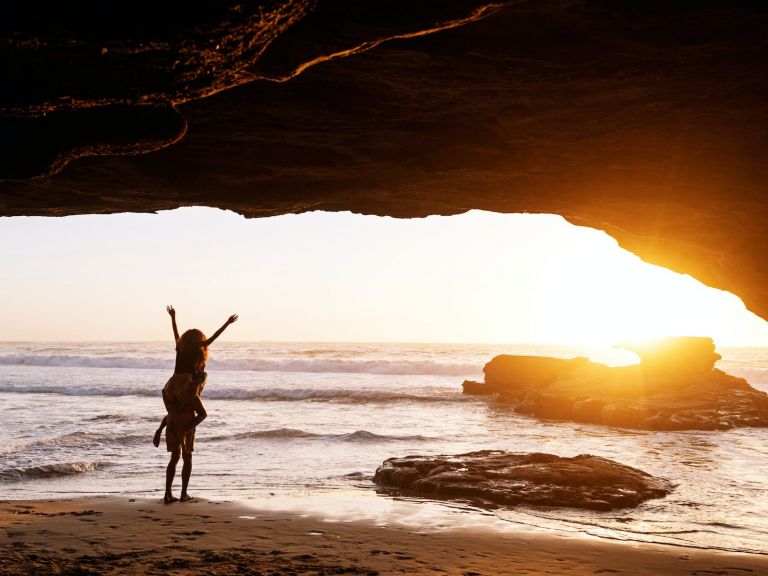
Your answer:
[374,450,673,511]
[618,337,721,378]
[461,380,493,395]
[483,356,589,396]
[463,337,768,431]
[572,398,605,423]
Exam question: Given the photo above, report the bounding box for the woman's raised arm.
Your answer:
[205,314,238,347]
[167,305,180,343]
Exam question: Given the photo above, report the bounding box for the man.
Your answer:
[162,375,207,503]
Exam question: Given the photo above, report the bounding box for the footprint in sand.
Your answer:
[181,530,207,536]
[70,510,101,516]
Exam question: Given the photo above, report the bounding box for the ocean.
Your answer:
[1,341,767,554]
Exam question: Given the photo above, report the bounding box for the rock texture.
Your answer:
[2,2,768,324]
[463,337,768,430]
[373,450,673,511]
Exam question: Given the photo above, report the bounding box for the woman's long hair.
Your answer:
[177,329,209,373]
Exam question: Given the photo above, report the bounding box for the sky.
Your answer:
[1,207,767,346]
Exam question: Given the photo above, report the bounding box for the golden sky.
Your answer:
[2,208,767,346]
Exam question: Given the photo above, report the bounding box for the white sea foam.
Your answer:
[2,431,150,455]
[334,430,431,442]
[202,387,464,403]
[0,353,478,376]
[0,354,173,370]
[208,428,432,443]
[0,383,464,403]
[727,367,768,388]
[210,428,322,441]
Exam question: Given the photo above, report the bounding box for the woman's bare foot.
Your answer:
[163,494,179,504]
[153,429,161,448]
[180,493,194,502]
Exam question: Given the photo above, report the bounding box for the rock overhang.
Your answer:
[1,1,767,320]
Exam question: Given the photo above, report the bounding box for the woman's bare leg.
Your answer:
[153,416,168,447]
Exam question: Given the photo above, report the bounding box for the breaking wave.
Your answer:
[0,461,104,482]
[85,413,130,422]
[334,430,431,442]
[209,428,321,441]
[1,431,149,455]
[201,387,463,403]
[727,367,768,390]
[0,383,465,403]
[1,427,436,455]
[0,353,478,376]
[208,428,431,443]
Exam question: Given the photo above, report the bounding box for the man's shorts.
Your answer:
[166,425,195,453]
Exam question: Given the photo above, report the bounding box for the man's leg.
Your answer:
[180,451,193,501]
[164,449,180,503]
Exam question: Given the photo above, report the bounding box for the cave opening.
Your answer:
[3,208,768,551]
[2,207,767,352]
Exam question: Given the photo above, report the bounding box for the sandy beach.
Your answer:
[1,497,766,575]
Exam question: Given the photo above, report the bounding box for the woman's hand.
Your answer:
[167,305,176,317]
[205,314,238,346]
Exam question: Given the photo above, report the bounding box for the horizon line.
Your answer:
[0,339,766,349]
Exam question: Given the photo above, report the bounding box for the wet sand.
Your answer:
[1,497,765,575]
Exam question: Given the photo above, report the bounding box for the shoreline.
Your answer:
[2,497,766,575]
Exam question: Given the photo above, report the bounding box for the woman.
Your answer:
[157,306,238,503]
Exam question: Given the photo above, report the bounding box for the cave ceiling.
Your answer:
[2,1,768,320]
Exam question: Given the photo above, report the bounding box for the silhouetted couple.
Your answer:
[154,306,237,503]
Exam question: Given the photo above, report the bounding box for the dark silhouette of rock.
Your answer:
[2,3,768,327]
[461,380,495,395]
[463,337,768,430]
[483,356,589,392]
[373,450,674,511]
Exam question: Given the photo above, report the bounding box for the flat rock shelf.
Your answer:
[373,450,674,511]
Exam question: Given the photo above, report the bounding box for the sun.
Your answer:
[525,224,763,347]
